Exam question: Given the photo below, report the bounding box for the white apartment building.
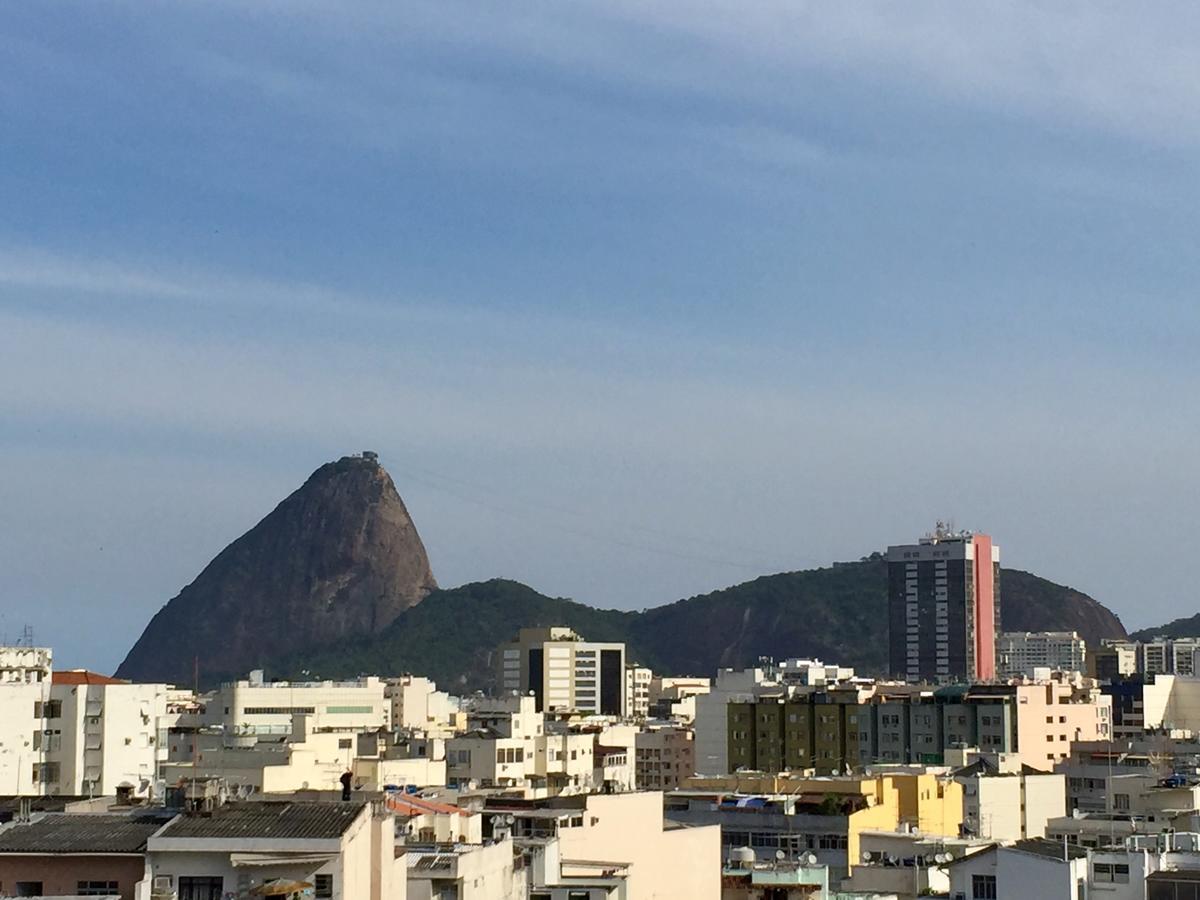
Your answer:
[446,695,595,796]
[45,670,169,798]
[0,646,53,795]
[997,631,1087,679]
[206,671,388,736]
[950,752,1066,841]
[498,627,626,716]
[647,676,710,722]
[386,675,460,734]
[693,668,781,776]
[777,658,856,686]
[624,664,652,720]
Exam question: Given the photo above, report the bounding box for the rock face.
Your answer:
[115,455,436,685]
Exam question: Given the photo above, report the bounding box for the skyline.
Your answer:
[4,3,1200,671]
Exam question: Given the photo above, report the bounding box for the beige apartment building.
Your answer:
[634,726,694,790]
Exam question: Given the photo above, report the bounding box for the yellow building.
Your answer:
[682,771,962,873]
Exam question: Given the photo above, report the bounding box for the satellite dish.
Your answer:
[862,851,872,863]
[887,854,899,865]
[775,850,785,861]
[805,853,818,866]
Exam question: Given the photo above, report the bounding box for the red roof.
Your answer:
[385,794,470,818]
[52,670,129,686]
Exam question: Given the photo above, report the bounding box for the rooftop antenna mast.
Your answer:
[19,624,33,647]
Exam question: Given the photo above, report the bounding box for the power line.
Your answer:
[391,462,811,573]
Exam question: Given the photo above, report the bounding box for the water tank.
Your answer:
[730,846,755,867]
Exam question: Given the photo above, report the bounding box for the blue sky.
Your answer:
[3,2,1199,673]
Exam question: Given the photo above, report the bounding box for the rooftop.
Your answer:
[155,801,365,841]
[0,813,172,854]
[52,670,129,686]
[1007,838,1088,862]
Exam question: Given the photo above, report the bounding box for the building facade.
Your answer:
[887,525,1001,683]
[708,675,1110,776]
[0,646,53,796]
[624,664,652,720]
[206,672,389,736]
[997,631,1087,679]
[497,627,626,716]
[46,671,169,799]
[634,726,694,790]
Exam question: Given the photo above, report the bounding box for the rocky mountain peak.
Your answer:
[115,453,436,685]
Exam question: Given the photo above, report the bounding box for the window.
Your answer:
[315,874,333,898]
[338,738,353,749]
[15,884,43,898]
[1114,793,1130,811]
[972,874,997,899]
[178,876,223,900]
[78,882,120,896]
[568,892,591,900]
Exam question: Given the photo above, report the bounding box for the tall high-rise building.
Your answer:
[498,627,627,716]
[887,525,1001,682]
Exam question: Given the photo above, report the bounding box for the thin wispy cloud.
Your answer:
[1,3,1199,670]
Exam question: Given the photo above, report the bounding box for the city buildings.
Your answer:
[996,631,1087,679]
[386,674,462,735]
[697,667,1110,776]
[887,525,1001,683]
[1097,637,1200,678]
[624,664,652,720]
[0,809,171,900]
[647,675,710,722]
[486,790,721,898]
[668,771,962,882]
[634,725,694,791]
[948,750,1066,841]
[497,627,626,716]
[46,670,169,799]
[145,800,402,900]
[0,646,52,796]
[204,671,389,736]
[445,694,596,795]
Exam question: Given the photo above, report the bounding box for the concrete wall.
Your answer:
[995,846,1086,900]
[554,791,720,900]
[0,680,48,794]
[0,856,144,900]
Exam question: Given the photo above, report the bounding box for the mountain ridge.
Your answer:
[115,455,1130,687]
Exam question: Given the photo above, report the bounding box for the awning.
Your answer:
[231,852,336,867]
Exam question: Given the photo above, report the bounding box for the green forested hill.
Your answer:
[279,559,1127,690]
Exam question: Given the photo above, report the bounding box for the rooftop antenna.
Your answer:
[19,624,34,648]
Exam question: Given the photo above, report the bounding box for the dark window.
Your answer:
[528,648,545,711]
[315,874,333,898]
[972,874,997,900]
[78,882,120,896]
[15,884,43,898]
[600,649,622,715]
[568,892,591,900]
[179,876,223,900]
